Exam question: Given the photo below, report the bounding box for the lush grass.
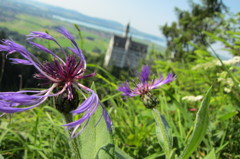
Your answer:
[1,54,239,158]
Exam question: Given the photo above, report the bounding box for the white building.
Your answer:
[104,23,148,69]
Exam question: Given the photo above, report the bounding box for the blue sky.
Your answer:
[36,0,239,37]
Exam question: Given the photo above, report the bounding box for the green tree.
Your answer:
[161,0,227,62]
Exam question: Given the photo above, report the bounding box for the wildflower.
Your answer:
[0,27,111,137]
[192,56,240,70]
[117,65,175,108]
[217,56,240,66]
[182,95,203,102]
[217,72,236,93]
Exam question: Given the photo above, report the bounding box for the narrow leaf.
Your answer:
[74,24,84,49]
[152,108,172,158]
[179,87,212,159]
[204,149,216,159]
[115,146,134,159]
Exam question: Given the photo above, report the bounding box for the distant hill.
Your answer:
[1,0,165,44]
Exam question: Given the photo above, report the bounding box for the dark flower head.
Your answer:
[0,27,111,137]
[117,65,175,108]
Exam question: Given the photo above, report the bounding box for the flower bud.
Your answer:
[55,87,79,114]
[141,92,159,109]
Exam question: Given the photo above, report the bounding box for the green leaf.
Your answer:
[204,149,216,159]
[87,64,117,84]
[143,152,165,159]
[152,108,173,159]
[115,146,134,159]
[78,104,114,159]
[74,24,84,49]
[218,111,238,121]
[179,87,212,159]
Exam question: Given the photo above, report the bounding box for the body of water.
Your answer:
[53,15,165,45]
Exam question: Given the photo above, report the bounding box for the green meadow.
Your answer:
[0,13,109,54]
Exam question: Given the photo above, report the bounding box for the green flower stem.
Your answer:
[152,108,172,159]
[63,113,82,159]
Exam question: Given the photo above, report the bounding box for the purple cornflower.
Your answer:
[0,27,111,137]
[117,65,175,108]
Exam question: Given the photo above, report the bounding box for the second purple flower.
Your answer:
[117,65,175,108]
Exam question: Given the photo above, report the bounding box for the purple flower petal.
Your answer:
[0,40,39,65]
[0,100,19,107]
[26,31,55,41]
[63,113,91,129]
[71,93,97,114]
[2,93,38,102]
[117,82,137,96]
[68,46,82,57]
[76,72,96,79]
[27,30,68,58]
[68,46,86,68]
[0,44,10,52]
[140,65,150,83]
[0,91,44,108]
[28,41,65,63]
[0,95,45,113]
[28,41,55,56]
[1,40,29,57]
[56,27,75,42]
[101,103,112,131]
[9,58,32,65]
[0,102,41,113]
[71,118,90,138]
[0,106,22,113]
[151,74,175,89]
[57,27,86,67]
